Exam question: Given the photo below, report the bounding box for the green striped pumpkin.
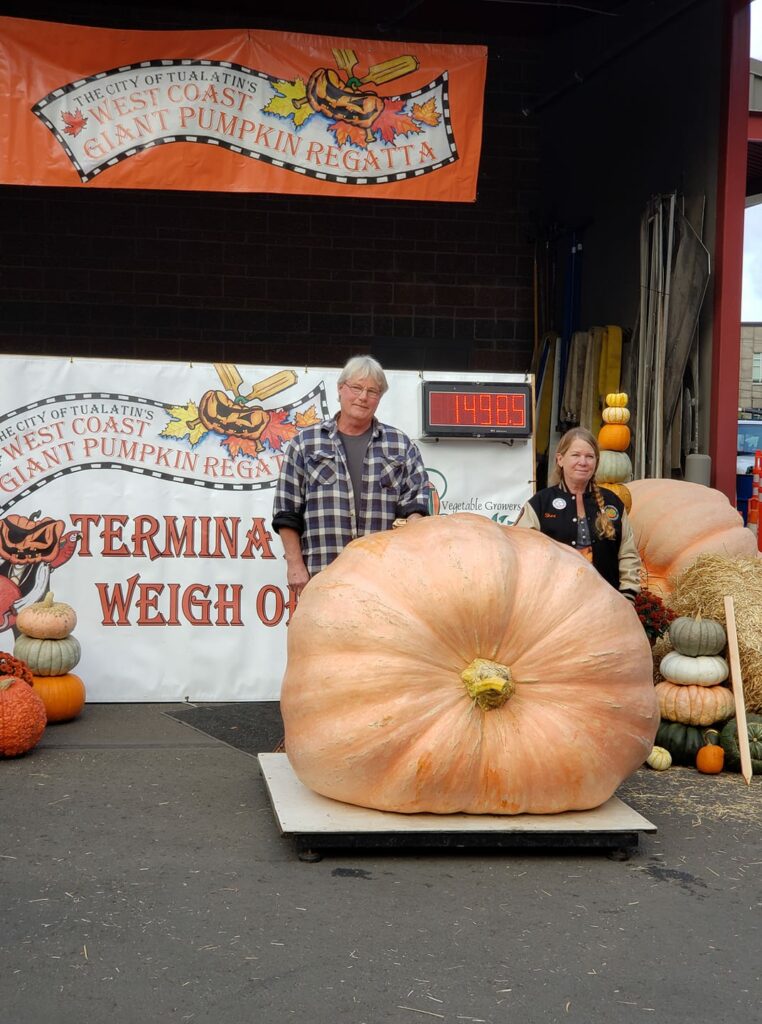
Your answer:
[719,715,762,774]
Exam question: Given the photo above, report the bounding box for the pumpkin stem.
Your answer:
[43,592,54,606]
[461,658,515,711]
[0,676,15,691]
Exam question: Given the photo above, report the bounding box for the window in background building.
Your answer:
[754,352,762,384]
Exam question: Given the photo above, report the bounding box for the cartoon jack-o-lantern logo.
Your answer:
[0,511,80,634]
[0,514,65,564]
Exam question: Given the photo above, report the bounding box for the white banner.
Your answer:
[0,356,533,701]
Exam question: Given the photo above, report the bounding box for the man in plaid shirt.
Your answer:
[272,356,430,596]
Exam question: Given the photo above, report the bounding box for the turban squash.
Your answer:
[282,514,658,815]
[0,674,47,757]
[627,478,757,598]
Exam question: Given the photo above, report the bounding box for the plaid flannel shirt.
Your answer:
[272,415,430,575]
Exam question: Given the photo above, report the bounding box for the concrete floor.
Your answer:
[2,704,761,1024]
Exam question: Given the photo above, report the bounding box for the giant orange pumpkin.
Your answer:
[282,514,658,815]
[628,479,758,598]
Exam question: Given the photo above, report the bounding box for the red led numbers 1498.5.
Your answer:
[422,381,533,438]
[430,390,525,427]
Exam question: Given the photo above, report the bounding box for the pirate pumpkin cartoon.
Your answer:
[0,511,79,633]
[162,365,320,458]
[266,48,440,150]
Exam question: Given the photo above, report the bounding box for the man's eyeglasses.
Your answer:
[344,383,382,400]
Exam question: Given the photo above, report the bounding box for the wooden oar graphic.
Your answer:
[294,52,420,138]
[332,49,419,89]
[213,365,297,403]
[188,366,298,431]
[360,55,419,86]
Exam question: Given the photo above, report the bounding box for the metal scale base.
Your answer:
[258,754,657,861]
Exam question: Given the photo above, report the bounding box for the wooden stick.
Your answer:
[724,595,753,785]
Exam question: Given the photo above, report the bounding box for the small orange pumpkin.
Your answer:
[31,673,86,723]
[696,729,725,774]
[0,674,47,756]
[598,424,631,452]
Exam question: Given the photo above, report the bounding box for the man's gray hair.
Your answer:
[337,355,389,395]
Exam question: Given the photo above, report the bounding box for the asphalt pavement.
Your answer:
[2,704,761,1024]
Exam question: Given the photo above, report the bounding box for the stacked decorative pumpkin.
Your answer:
[14,593,86,723]
[654,615,734,766]
[597,392,633,511]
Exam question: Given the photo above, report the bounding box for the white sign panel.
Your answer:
[0,356,533,701]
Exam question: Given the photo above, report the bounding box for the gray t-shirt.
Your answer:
[338,427,373,524]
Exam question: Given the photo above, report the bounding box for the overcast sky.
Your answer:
[744,1,762,321]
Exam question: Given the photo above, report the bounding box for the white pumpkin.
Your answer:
[659,650,729,687]
[646,745,672,770]
[597,450,632,483]
[602,407,631,425]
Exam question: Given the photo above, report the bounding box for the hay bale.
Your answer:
[652,634,672,683]
[668,554,762,712]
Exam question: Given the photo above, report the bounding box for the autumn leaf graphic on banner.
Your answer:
[294,406,321,429]
[161,402,209,446]
[411,98,441,127]
[330,122,368,148]
[264,79,313,126]
[61,109,88,137]
[221,436,264,459]
[160,368,325,463]
[260,410,298,450]
[373,100,422,144]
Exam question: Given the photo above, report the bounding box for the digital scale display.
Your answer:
[422,381,533,439]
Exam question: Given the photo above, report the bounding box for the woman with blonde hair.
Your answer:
[515,427,641,601]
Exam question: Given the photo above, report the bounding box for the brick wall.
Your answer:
[0,40,541,373]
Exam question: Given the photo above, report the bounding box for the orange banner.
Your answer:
[0,17,486,202]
